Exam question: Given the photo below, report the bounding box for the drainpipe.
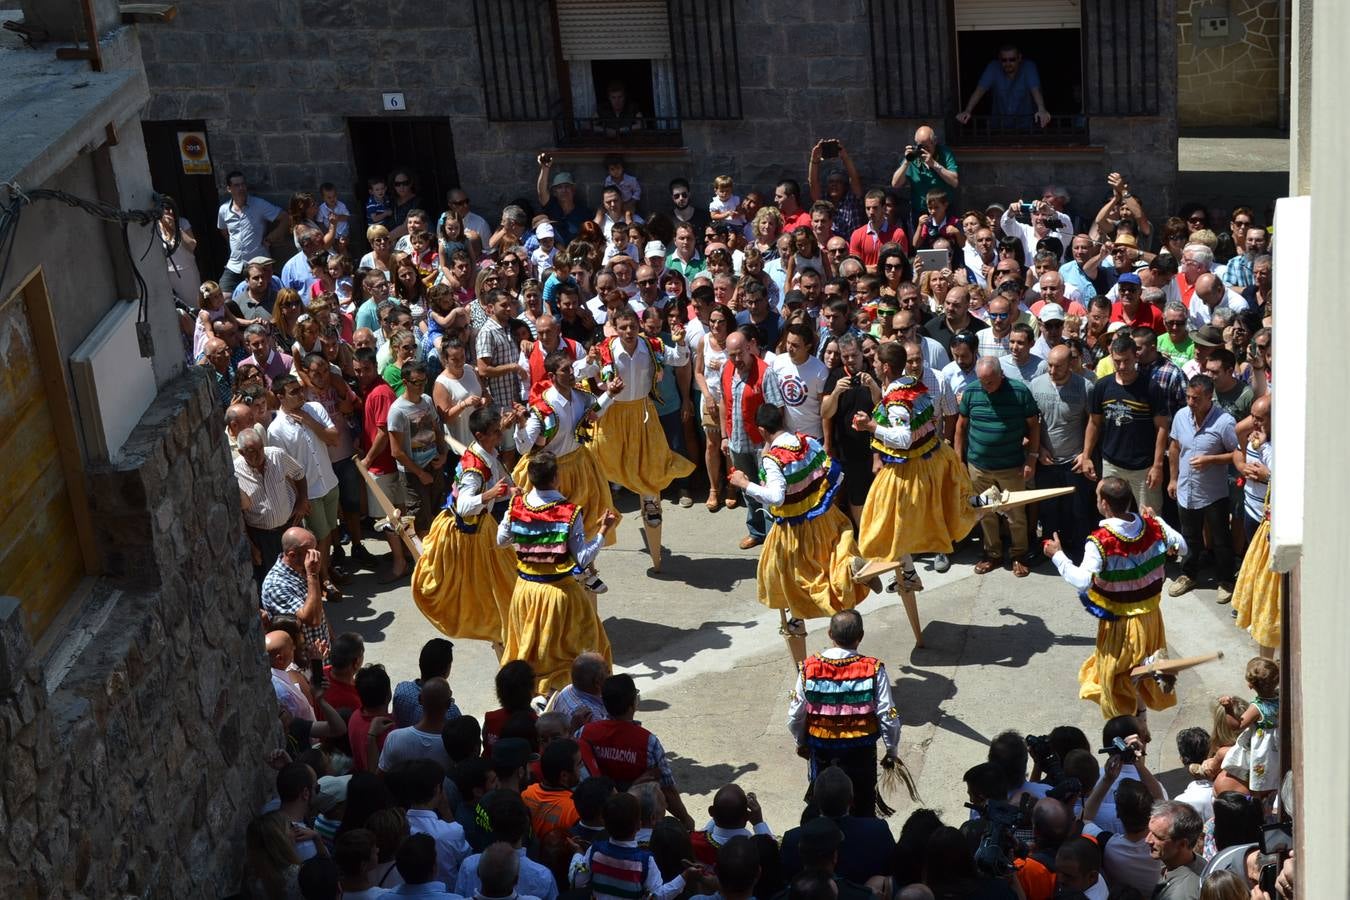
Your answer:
[1278,0,1288,128]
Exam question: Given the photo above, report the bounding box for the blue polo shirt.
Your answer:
[1170,404,1238,509]
[977,59,1042,122]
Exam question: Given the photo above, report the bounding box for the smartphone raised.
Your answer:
[819,140,840,159]
[1259,820,1293,855]
[309,658,325,690]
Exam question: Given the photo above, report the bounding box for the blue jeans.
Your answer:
[731,449,768,540]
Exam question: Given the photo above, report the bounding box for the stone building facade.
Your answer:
[0,0,276,894]
[138,0,1179,273]
[1177,0,1290,128]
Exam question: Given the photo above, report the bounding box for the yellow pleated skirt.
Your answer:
[590,397,695,497]
[513,447,619,547]
[502,576,614,695]
[1233,518,1281,650]
[1078,607,1175,719]
[412,509,517,644]
[758,506,870,620]
[857,442,979,560]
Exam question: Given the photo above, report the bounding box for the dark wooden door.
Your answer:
[141,119,228,280]
[347,118,461,253]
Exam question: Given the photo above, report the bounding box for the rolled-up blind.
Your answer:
[557,0,671,59]
[955,0,1081,30]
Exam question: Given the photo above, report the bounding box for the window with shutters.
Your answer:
[950,0,1088,145]
[471,0,561,122]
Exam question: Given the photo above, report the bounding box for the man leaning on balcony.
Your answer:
[955,43,1052,130]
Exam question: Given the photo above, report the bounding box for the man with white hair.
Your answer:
[1187,272,1249,330]
[236,428,308,586]
[1174,242,1216,307]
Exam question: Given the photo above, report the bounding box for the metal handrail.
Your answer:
[553,115,684,147]
[949,113,1090,146]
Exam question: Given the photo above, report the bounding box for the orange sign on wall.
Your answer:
[178,131,212,175]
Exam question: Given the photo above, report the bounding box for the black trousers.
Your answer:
[247,523,286,591]
[1179,498,1235,583]
[1036,462,1096,556]
[810,745,880,818]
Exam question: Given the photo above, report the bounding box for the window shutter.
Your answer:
[867,0,950,118]
[667,0,742,120]
[954,0,1081,31]
[557,0,671,60]
[471,0,561,121]
[1082,0,1162,115]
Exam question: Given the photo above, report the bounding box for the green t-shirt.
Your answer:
[1157,332,1195,367]
[958,378,1039,470]
[903,145,959,212]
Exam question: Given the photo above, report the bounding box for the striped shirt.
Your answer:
[235,446,303,529]
[476,317,521,413]
[958,377,1039,470]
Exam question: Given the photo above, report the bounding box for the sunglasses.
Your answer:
[405,377,426,386]
[452,198,470,205]
[672,192,689,199]
[829,247,848,254]
[637,279,657,286]
[988,312,1010,320]
[1233,219,1251,227]
[883,262,904,270]
[1165,320,1186,328]
[1188,216,1206,224]
[394,180,411,187]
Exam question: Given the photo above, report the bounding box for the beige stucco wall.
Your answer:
[1177,0,1287,127]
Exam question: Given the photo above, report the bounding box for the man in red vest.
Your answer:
[520,315,584,395]
[721,331,785,549]
[578,674,695,829]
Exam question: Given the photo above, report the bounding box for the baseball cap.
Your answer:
[1037,303,1066,323]
[247,256,274,267]
[535,222,555,239]
[1191,325,1224,347]
[491,737,539,769]
[1116,272,1143,287]
[550,171,575,188]
[644,240,667,258]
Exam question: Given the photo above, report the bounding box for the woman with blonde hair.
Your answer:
[242,811,308,899]
[271,287,304,348]
[359,224,394,278]
[749,205,784,258]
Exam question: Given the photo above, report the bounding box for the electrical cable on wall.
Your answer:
[0,183,173,358]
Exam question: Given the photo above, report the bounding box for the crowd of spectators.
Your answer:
[191,128,1291,899]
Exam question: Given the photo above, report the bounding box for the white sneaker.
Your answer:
[933,553,951,573]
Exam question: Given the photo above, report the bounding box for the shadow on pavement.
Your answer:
[647,554,759,591]
[666,752,761,795]
[605,616,759,677]
[892,664,989,746]
[325,572,398,645]
[913,607,1095,668]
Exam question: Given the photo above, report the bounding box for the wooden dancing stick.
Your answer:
[1130,651,1224,677]
[353,455,422,561]
[898,588,925,649]
[779,608,808,667]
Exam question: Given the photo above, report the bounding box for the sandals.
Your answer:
[973,558,999,575]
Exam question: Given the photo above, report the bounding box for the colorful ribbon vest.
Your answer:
[870,376,939,464]
[760,433,842,525]
[1081,515,1168,620]
[507,494,580,581]
[801,653,881,752]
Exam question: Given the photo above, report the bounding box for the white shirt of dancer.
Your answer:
[787,646,900,753]
[605,337,656,403]
[1050,513,1188,588]
[497,488,606,570]
[870,379,918,451]
[455,441,514,519]
[740,431,799,507]
[514,385,614,458]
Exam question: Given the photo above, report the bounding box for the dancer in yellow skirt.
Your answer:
[852,342,980,593]
[728,404,896,665]
[588,308,695,567]
[1044,477,1187,720]
[1232,394,1279,658]
[412,406,519,646]
[513,349,623,591]
[497,450,618,696]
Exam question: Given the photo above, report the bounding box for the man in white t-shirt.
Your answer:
[770,323,829,439]
[379,677,455,773]
[268,373,343,594]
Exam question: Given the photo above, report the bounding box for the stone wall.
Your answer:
[1178,0,1288,127]
[0,368,276,897]
[138,0,1177,236]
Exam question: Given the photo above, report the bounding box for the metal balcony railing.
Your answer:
[949,113,1090,147]
[553,115,684,148]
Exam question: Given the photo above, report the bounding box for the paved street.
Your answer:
[330,492,1257,832]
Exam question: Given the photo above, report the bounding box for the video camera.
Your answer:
[966,799,1029,879]
[1025,734,1082,805]
[1098,736,1139,765]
